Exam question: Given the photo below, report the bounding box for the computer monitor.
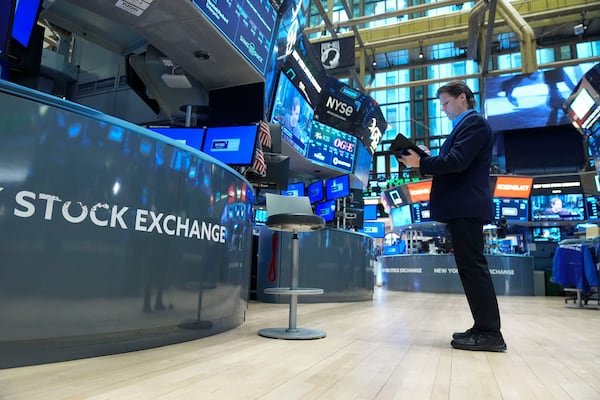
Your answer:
[585,196,600,220]
[410,202,433,223]
[360,221,385,238]
[492,198,529,222]
[315,200,336,222]
[149,127,204,150]
[282,182,305,197]
[201,124,259,166]
[532,226,561,242]
[390,204,412,228]
[307,180,324,204]
[325,174,350,201]
[363,204,378,221]
[11,0,42,47]
[530,193,585,221]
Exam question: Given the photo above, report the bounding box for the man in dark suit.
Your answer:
[400,81,506,352]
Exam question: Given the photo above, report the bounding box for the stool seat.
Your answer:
[266,213,325,232]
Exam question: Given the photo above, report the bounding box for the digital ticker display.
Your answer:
[306,120,356,173]
[192,0,277,75]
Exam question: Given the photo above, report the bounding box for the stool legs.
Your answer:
[288,232,299,332]
[258,230,326,340]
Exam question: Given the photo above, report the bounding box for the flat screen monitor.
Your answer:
[532,226,561,242]
[363,204,378,221]
[360,221,385,238]
[254,208,268,226]
[315,200,336,222]
[282,182,305,197]
[11,0,42,47]
[493,198,529,222]
[208,82,265,126]
[410,202,433,223]
[530,193,585,221]
[391,204,412,228]
[305,120,356,173]
[307,180,324,204]
[585,196,600,220]
[149,127,204,150]
[269,71,314,156]
[201,124,258,166]
[325,174,350,201]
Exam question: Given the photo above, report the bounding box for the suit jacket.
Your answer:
[419,110,494,222]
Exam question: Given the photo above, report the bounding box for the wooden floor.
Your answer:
[1,289,600,400]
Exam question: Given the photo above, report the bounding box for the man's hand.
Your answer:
[399,147,428,168]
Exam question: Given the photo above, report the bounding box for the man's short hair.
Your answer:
[437,81,476,109]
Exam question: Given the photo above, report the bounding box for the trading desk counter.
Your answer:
[380,254,534,295]
[256,226,375,303]
[0,81,254,368]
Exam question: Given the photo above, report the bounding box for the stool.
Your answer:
[258,193,326,340]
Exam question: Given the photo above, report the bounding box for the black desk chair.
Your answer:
[257,193,326,340]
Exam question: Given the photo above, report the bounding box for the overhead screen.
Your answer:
[270,71,314,156]
[485,63,596,131]
[306,120,356,173]
[191,0,277,75]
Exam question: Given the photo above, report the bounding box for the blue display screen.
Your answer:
[532,226,561,242]
[325,174,350,200]
[270,71,314,156]
[363,204,377,221]
[11,0,42,47]
[391,204,412,228]
[254,208,268,225]
[410,202,433,223]
[307,180,324,204]
[192,0,277,75]
[493,198,529,221]
[201,124,258,166]
[149,127,204,150]
[360,221,385,238]
[282,182,305,197]
[305,120,356,173]
[315,200,336,222]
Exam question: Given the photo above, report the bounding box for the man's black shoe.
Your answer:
[452,328,474,340]
[451,332,507,352]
